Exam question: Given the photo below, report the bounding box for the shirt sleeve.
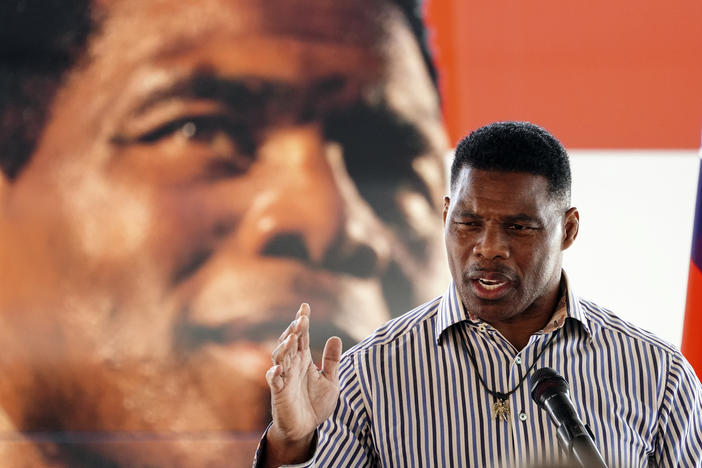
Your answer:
[252,353,378,468]
[655,351,702,467]
[252,424,319,468]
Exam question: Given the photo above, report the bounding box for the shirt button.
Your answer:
[478,324,487,332]
[519,411,528,422]
[514,356,522,365]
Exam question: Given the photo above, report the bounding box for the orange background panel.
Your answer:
[425,0,702,148]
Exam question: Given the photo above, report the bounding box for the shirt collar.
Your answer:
[435,270,593,344]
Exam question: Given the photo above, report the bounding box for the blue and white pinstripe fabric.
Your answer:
[263,273,702,467]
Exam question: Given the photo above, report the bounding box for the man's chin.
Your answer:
[462,295,520,324]
[188,340,274,430]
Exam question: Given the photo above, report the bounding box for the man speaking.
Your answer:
[258,122,702,467]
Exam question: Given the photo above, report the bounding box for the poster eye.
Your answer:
[136,116,229,144]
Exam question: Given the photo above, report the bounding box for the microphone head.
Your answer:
[530,367,570,408]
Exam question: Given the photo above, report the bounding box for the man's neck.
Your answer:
[493,313,553,351]
[489,281,565,351]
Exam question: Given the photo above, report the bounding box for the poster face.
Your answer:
[0,0,448,465]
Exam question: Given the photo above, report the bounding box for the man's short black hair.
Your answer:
[0,0,437,181]
[0,0,93,179]
[450,121,572,205]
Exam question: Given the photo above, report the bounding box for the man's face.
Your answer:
[0,0,447,464]
[443,168,576,325]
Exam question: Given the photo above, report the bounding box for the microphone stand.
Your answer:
[530,367,608,468]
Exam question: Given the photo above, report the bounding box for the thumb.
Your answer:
[321,336,342,381]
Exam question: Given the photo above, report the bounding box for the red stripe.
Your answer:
[681,260,702,380]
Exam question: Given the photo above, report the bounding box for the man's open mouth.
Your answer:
[471,277,513,299]
[476,278,508,290]
[467,269,516,300]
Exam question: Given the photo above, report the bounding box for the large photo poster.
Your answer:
[0,0,449,466]
[2,0,701,466]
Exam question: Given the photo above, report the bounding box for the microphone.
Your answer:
[530,367,608,468]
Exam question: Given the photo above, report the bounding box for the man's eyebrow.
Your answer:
[323,99,431,163]
[131,72,350,118]
[454,211,481,218]
[452,212,541,223]
[132,73,291,116]
[504,213,542,224]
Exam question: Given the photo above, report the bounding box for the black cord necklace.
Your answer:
[462,326,560,421]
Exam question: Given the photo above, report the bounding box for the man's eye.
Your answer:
[507,224,530,231]
[134,116,256,155]
[456,221,481,227]
[322,103,434,206]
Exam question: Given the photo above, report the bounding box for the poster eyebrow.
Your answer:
[130,72,352,118]
[129,73,291,116]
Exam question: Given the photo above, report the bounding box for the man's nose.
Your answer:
[236,125,392,277]
[472,224,510,259]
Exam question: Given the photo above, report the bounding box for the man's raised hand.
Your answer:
[263,304,342,466]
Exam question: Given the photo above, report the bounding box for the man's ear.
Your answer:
[442,196,450,226]
[561,207,579,250]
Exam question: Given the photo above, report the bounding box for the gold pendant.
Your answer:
[492,398,510,421]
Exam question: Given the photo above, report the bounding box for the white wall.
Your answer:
[564,150,699,347]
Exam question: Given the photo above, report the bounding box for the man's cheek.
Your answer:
[78,297,183,361]
[59,182,158,263]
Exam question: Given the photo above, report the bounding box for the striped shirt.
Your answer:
[257,273,702,467]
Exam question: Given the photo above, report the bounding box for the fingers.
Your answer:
[321,336,342,381]
[294,304,311,353]
[267,332,301,395]
[271,333,298,370]
[297,314,310,354]
[266,365,284,393]
[278,303,311,344]
[296,302,311,320]
[267,302,320,396]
